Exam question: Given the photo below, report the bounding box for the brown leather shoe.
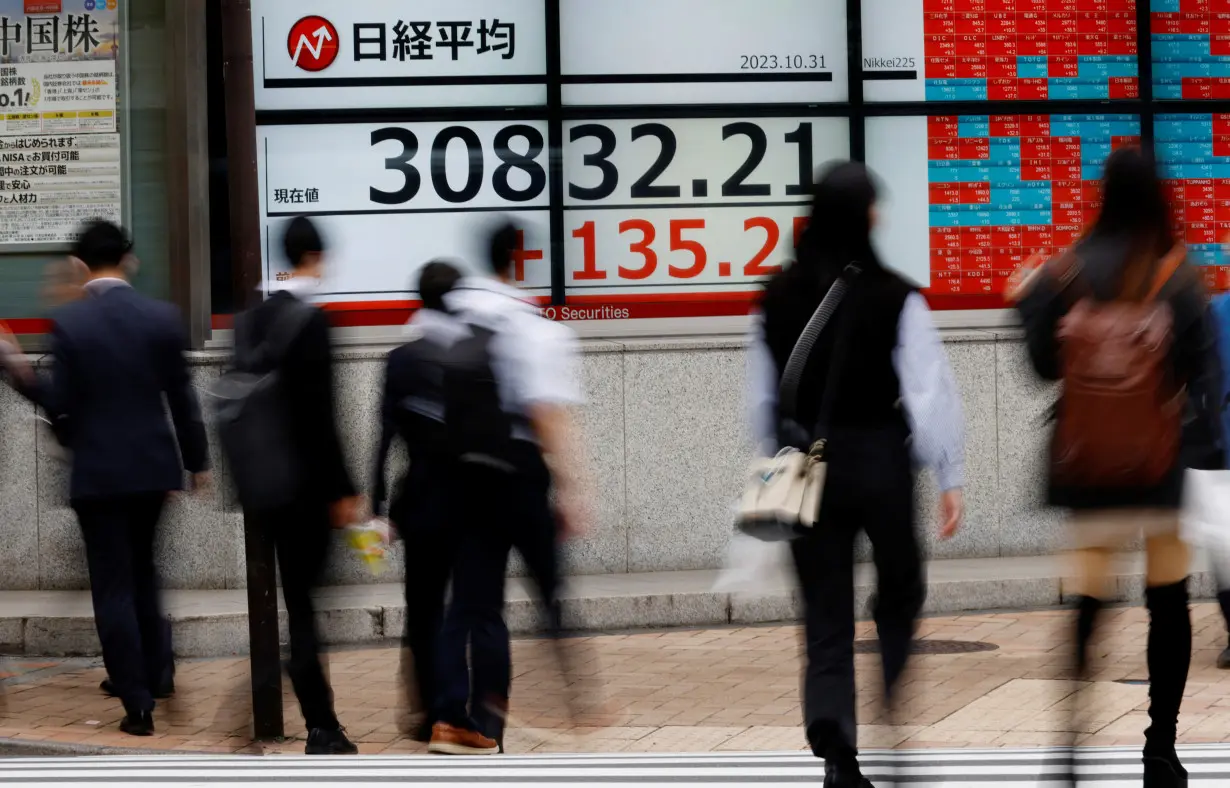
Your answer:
[427,722,499,755]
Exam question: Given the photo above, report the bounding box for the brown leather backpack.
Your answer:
[1050,246,1187,488]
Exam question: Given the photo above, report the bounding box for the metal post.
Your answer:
[220,0,283,740]
[165,0,212,349]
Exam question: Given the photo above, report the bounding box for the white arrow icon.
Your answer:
[293,25,333,66]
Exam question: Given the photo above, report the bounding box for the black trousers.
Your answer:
[256,501,338,733]
[790,427,924,761]
[393,460,458,724]
[73,492,171,714]
[435,445,562,740]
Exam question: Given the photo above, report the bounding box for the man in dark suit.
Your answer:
[235,216,361,755]
[7,220,209,736]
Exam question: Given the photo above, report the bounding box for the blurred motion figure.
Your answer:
[1,220,209,736]
[1013,147,1216,788]
[747,163,966,788]
[228,216,362,755]
[371,260,467,740]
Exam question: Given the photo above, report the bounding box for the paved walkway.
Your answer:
[1,603,1229,755]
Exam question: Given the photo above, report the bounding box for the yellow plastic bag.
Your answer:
[346,520,391,576]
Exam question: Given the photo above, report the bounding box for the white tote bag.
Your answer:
[1180,469,1230,554]
[736,265,860,542]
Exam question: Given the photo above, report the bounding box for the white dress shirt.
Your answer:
[746,292,966,491]
[444,277,584,426]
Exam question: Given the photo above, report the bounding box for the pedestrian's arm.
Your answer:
[894,293,966,493]
[298,310,357,503]
[163,318,209,475]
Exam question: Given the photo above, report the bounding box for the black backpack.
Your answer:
[212,300,315,511]
[442,320,524,472]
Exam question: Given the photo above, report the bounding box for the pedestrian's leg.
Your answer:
[273,508,341,736]
[862,485,923,710]
[75,499,154,719]
[503,457,570,739]
[1142,529,1191,787]
[790,523,859,766]
[402,522,455,737]
[458,530,513,743]
[128,493,171,697]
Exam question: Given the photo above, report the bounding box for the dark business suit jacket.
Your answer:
[26,281,209,501]
[240,291,355,505]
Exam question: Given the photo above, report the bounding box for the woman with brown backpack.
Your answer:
[1011,146,1219,788]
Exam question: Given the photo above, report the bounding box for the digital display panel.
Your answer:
[863,0,1139,102]
[868,114,1140,301]
[560,0,847,105]
[1151,0,1230,100]
[1156,113,1230,290]
[560,117,850,319]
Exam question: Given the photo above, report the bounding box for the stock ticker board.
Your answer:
[1152,0,1230,100]
[925,114,1140,296]
[862,0,1140,102]
[1157,113,1230,289]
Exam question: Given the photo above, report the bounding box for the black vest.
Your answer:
[760,263,914,436]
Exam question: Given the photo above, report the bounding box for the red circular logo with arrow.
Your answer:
[287,16,339,72]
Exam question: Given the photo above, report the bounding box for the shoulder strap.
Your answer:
[1146,245,1186,302]
[777,264,862,422]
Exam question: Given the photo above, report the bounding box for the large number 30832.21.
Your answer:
[370,125,547,205]
[571,216,808,281]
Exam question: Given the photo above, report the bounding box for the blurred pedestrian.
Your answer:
[1011,147,1213,788]
[1207,291,1230,669]
[229,216,362,755]
[371,260,467,741]
[0,220,209,736]
[746,162,966,788]
[428,221,592,755]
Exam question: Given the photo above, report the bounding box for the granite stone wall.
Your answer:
[0,330,1058,590]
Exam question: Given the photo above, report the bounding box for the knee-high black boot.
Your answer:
[1143,579,1191,788]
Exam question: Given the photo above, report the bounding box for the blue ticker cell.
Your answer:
[1016,59,1048,79]
[1151,0,1179,10]
[1151,39,1211,60]
[1153,83,1184,99]
[925,83,987,101]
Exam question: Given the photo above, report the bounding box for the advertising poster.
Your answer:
[0,0,121,246]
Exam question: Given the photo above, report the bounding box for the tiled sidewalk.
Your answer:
[1,603,1229,755]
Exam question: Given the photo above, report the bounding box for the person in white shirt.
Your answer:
[428,222,591,756]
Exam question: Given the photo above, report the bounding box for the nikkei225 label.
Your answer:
[562,118,849,298]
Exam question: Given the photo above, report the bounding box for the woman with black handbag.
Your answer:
[746,162,966,788]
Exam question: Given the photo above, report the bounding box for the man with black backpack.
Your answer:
[370,260,467,741]
[223,216,362,755]
[427,221,591,755]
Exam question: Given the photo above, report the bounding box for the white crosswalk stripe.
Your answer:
[1,746,1229,786]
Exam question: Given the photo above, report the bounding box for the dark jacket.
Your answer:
[371,327,455,523]
[1016,236,1218,510]
[23,282,209,500]
[759,260,914,441]
[243,291,354,506]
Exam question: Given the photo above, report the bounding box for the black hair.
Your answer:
[487,220,519,277]
[73,219,133,272]
[1087,146,1176,300]
[283,216,325,269]
[418,260,463,312]
[796,161,883,275]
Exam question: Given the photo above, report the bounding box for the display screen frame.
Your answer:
[233,0,1217,338]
